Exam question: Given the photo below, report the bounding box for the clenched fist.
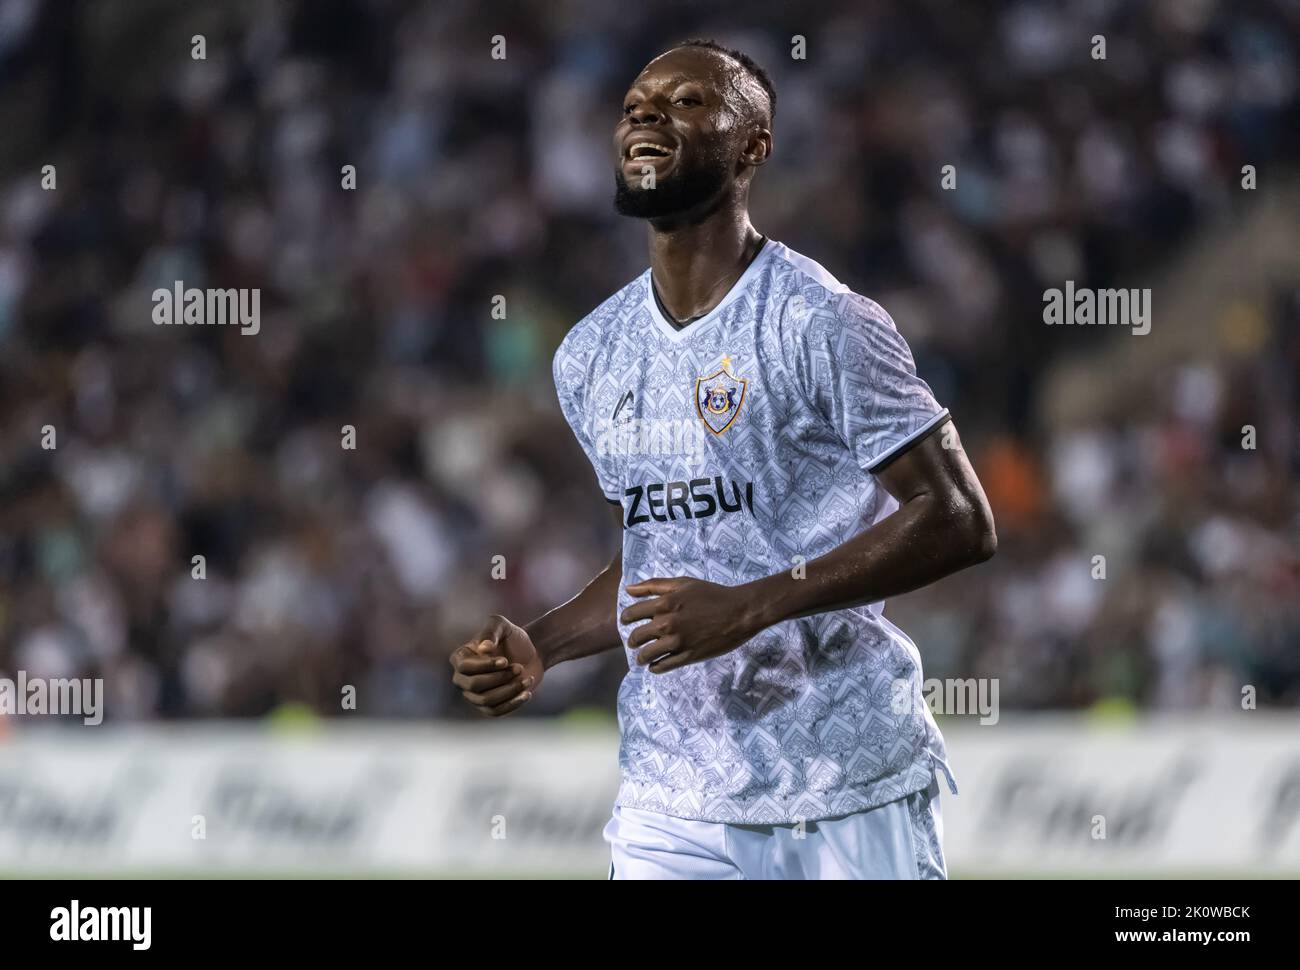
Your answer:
[448,614,543,716]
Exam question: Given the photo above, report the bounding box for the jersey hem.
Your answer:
[864,408,951,472]
[614,757,951,826]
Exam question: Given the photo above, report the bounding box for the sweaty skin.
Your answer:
[448,45,996,712]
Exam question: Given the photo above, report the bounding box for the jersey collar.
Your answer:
[644,238,775,343]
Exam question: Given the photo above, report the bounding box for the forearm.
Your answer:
[525,553,624,670]
[746,494,995,631]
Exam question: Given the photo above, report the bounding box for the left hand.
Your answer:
[620,577,763,674]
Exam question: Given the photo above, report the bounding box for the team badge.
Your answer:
[695,355,748,435]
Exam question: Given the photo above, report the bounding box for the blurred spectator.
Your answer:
[0,0,1296,722]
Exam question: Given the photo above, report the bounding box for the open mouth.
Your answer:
[627,142,675,161]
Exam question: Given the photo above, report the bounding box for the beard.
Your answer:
[613,154,731,219]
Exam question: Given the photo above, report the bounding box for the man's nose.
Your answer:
[629,98,666,125]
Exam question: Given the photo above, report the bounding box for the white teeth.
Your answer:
[628,142,673,159]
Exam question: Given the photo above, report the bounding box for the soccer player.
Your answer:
[449,40,996,879]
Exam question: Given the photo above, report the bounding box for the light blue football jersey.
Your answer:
[553,239,957,824]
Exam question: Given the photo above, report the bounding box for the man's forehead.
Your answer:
[631,47,737,90]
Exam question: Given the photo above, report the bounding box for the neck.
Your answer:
[646,193,764,324]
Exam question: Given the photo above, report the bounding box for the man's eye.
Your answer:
[623,103,636,114]
[675,97,700,107]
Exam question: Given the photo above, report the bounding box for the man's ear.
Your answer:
[741,128,772,168]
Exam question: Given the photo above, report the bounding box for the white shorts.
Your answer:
[604,777,946,880]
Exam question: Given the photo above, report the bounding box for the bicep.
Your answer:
[873,418,989,516]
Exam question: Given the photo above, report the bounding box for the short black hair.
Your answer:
[672,38,776,123]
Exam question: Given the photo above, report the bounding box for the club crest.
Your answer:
[695,355,748,435]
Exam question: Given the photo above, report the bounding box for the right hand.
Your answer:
[449,614,542,717]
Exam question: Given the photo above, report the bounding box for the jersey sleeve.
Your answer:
[788,292,949,473]
[552,334,622,502]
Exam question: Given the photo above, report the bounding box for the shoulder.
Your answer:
[553,272,647,379]
[765,242,898,348]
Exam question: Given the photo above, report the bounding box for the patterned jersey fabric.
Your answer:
[553,239,956,823]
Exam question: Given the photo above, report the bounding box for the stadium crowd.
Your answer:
[0,0,1296,723]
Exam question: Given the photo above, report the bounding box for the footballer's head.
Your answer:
[614,40,774,222]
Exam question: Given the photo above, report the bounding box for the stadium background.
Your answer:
[0,0,1297,877]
